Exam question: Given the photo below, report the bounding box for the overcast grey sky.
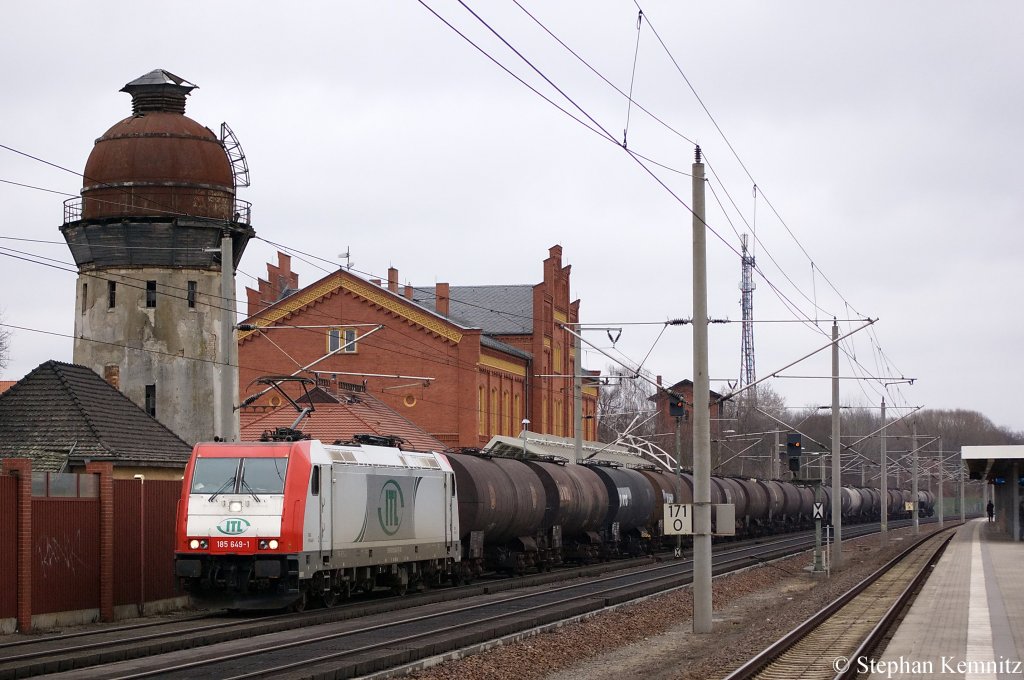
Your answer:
[2,2,1022,431]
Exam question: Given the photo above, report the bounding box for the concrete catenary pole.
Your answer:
[675,416,683,555]
[691,146,713,633]
[219,232,239,441]
[912,422,919,534]
[830,320,842,568]
[574,328,583,462]
[880,398,888,547]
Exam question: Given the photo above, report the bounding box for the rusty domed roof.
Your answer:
[80,70,234,221]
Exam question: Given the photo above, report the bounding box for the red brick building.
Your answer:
[650,378,727,470]
[237,245,597,448]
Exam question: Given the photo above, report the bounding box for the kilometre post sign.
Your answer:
[663,504,693,535]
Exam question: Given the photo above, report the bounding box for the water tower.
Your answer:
[60,69,254,444]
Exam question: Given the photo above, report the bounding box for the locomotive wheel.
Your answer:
[321,588,338,608]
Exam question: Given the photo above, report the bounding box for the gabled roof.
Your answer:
[0,361,193,471]
[415,285,534,335]
[652,378,724,402]
[239,269,469,345]
[240,387,446,452]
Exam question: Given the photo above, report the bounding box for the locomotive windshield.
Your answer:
[191,457,239,494]
[189,457,289,495]
[241,458,288,494]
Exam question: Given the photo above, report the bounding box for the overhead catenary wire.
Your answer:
[622,9,644,149]
[5,11,912,416]
[432,2,905,407]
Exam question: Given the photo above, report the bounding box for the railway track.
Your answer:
[0,554,657,679]
[724,525,956,680]
[21,520,926,680]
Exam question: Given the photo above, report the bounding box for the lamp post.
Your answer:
[520,419,530,459]
[133,474,145,616]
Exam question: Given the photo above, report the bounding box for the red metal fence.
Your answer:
[31,499,100,615]
[113,480,180,607]
[0,476,16,620]
[1,461,185,631]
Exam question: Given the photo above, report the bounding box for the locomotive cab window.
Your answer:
[191,457,241,494]
[190,457,289,495]
[311,466,320,496]
[242,458,288,494]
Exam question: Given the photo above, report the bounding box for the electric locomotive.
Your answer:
[174,437,460,610]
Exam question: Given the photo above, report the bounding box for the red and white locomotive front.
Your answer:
[174,440,311,609]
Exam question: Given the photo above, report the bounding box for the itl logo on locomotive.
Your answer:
[216,518,251,535]
[377,480,405,536]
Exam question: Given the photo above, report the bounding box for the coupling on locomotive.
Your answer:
[174,435,935,610]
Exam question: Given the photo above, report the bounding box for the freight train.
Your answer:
[173,436,935,610]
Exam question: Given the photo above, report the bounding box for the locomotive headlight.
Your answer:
[190,539,200,549]
[199,539,208,549]
[269,539,279,550]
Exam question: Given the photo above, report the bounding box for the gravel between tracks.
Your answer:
[407,525,945,680]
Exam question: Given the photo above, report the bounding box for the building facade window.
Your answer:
[490,388,498,436]
[503,390,510,435]
[107,281,116,309]
[146,280,157,308]
[81,283,88,314]
[187,280,197,308]
[144,383,156,417]
[478,386,486,436]
[328,327,358,353]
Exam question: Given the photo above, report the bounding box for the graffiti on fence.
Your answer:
[35,530,88,575]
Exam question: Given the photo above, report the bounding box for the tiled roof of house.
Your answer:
[240,388,446,452]
[480,334,532,360]
[414,285,534,335]
[0,361,193,471]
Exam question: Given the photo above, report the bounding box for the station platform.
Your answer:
[869,519,1024,679]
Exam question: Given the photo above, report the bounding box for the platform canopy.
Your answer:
[962,445,1024,482]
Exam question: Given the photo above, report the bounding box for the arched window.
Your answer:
[490,388,498,436]
[478,386,486,436]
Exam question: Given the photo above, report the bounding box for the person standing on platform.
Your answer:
[987,500,995,522]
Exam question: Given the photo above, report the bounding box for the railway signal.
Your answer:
[787,433,802,472]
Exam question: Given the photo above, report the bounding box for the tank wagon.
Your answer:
[174,438,922,610]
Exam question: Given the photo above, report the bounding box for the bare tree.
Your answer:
[0,310,10,371]
[716,385,788,477]
[596,366,657,442]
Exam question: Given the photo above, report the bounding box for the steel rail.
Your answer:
[108,520,932,680]
[723,525,957,680]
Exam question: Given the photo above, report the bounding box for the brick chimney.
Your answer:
[404,284,414,299]
[435,282,450,317]
[388,267,398,292]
